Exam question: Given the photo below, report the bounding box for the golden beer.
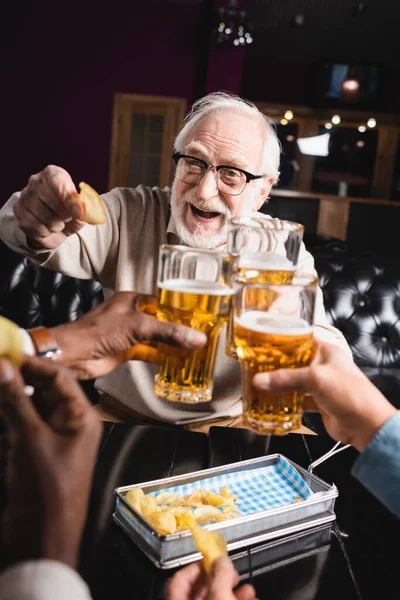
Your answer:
[226,253,295,359]
[235,311,315,435]
[154,279,233,403]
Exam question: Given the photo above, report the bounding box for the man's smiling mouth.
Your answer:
[190,205,221,220]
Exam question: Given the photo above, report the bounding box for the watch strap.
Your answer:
[27,326,62,360]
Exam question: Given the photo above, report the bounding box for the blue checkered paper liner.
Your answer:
[150,456,311,516]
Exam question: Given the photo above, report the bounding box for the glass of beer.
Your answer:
[154,244,234,403]
[233,275,317,435]
[226,216,304,359]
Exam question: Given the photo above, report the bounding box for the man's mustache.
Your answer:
[183,191,231,218]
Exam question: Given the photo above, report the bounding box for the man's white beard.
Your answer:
[170,178,257,249]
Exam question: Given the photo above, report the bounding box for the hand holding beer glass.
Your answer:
[154,245,234,403]
[226,216,304,359]
[233,275,317,435]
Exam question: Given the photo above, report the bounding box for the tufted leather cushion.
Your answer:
[314,255,400,370]
[0,240,104,329]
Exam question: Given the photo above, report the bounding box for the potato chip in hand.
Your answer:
[0,315,24,365]
[78,182,106,225]
[176,513,228,574]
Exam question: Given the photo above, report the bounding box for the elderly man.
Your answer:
[0,92,351,429]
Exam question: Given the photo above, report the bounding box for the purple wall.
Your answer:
[2,2,204,202]
[4,1,398,206]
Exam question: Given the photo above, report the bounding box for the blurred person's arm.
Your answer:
[253,341,400,517]
[0,356,102,597]
[166,557,257,600]
[17,291,206,379]
[0,561,92,600]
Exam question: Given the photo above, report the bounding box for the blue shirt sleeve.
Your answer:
[352,410,400,518]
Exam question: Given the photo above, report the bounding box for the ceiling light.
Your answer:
[280,118,288,125]
[325,123,333,129]
[358,125,366,133]
[284,110,294,120]
[331,115,341,125]
[214,7,254,47]
[342,79,360,92]
[367,118,376,128]
[356,140,365,148]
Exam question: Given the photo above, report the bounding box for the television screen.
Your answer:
[309,63,381,109]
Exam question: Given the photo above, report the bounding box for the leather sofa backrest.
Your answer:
[0,240,104,329]
[2,239,400,372]
[314,254,400,369]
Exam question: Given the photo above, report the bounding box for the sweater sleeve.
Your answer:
[0,189,122,287]
[0,560,92,600]
[352,410,400,518]
[296,242,353,357]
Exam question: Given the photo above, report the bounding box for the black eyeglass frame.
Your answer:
[172,153,264,187]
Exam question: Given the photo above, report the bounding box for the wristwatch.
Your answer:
[27,326,62,360]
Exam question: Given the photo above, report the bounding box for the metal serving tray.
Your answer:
[113,454,338,569]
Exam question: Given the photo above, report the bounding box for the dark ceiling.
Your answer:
[245,0,400,65]
[173,0,400,66]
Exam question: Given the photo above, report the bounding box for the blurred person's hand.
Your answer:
[14,165,85,249]
[49,291,207,379]
[253,340,396,452]
[0,356,102,570]
[166,557,257,600]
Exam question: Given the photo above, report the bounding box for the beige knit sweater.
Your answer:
[0,186,352,423]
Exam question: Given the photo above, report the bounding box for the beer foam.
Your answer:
[159,278,233,296]
[238,251,295,271]
[235,311,313,335]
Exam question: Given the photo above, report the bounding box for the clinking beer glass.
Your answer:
[226,216,304,359]
[154,244,235,403]
[233,275,317,435]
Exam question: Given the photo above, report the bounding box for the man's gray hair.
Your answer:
[174,91,281,183]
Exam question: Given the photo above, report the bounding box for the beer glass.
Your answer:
[233,275,317,435]
[226,216,304,359]
[154,244,235,403]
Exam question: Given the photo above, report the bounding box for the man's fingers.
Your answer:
[209,557,239,596]
[138,316,207,349]
[21,357,91,431]
[165,562,203,600]
[43,165,79,207]
[0,359,43,432]
[124,344,160,363]
[252,366,316,394]
[235,584,257,600]
[303,394,319,412]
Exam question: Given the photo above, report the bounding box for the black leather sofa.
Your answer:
[1,236,399,428]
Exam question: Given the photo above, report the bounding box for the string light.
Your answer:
[367,118,376,128]
[331,115,341,125]
[214,7,254,47]
[280,118,288,125]
[325,123,333,129]
[358,125,366,133]
[284,110,294,120]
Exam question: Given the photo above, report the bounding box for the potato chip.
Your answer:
[0,315,24,366]
[78,182,106,225]
[147,511,177,535]
[194,505,221,524]
[176,513,228,574]
[203,491,227,507]
[141,494,159,517]
[220,486,237,500]
[184,490,205,506]
[156,492,184,507]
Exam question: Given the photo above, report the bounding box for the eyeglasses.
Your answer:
[172,153,264,196]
